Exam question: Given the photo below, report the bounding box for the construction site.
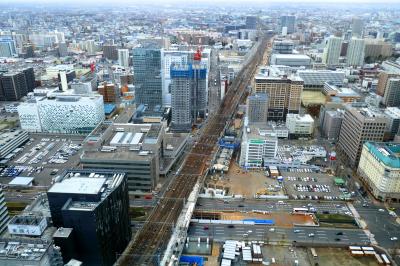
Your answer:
[116,37,270,265]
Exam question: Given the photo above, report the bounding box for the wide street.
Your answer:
[188,223,371,246]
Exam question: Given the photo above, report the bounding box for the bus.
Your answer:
[310,248,318,258]
[293,207,309,214]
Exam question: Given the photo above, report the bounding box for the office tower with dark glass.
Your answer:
[133,46,163,108]
[47,170,131,266]
[247,94,269,124]
[170,62,207,132]
[245,16,258,29]
[0,72,28,101]
[280,15,296,34]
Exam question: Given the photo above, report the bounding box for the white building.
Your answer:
[118,49,129,68]
[18,95,104,134]
[358,142,400,202]
[270,54,311,67]
[347,38,365,67]
[240,125,278,168]
[322,36,342,66]
[286,113,314,138]
[0,130,29,159]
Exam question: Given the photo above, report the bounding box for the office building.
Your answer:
[322,82,361,103]
[245,16,258,29]
[321,109,344,140]
[47,170,131,266]
[382,78,400,107]
[58,42,68,57]
[0,188,9,233]
[270,54,311,67]
[384,107,400,140]
[70,75,97,95]
[351,17,364,38]
[285,113,314,138]
[322,36,342,66]
[364,39,392,61]
[337,104,388,168]
[85,40,96,54]
[18,95,104,134]
[97,82,116,102]
[377,72,400,96]
[133,46,162,108]
[358,142,400,202]
[247,94,268,124]
[272,39,294,54]
[381,61,400,74]
[0,129,29,160]
[0,72,28,101]
[80,123,164,194]
[23,67,36,92]
[347,38,365,67]
[0,37,17,57]
[280,15,296,34]
[239,125,278,168]
[170,63,207,131]
[254,69,303,121]
[118,49,129,68]
[297,70,345,90]
[58,70,76,91]
[103,44,118,60]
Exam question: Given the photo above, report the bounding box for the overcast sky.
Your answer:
[1,0,399,3]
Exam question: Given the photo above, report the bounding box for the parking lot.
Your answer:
[1,134,84,186]
[282,171,352,202]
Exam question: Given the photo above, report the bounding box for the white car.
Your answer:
[378,209,385,212]
[308,233,315,237]
[390,237,398,241]
[269,228,275,232]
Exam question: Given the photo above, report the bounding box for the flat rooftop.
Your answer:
[48,177,106,195]
[365,142,400,168]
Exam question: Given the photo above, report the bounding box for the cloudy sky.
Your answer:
[0,0,398,3]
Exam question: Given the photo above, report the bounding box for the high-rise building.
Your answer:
[23,67,35,92]
[97,82,116,102]
[382,78,400,107]
[170,63,207,132]
[0,72,28,101]
[47,170,131,266]
[321,109,344,141]
[364,39,392,61]
[103,44,118,60]
[384,107,400,140]
[346,38,365,67]
[247,94,268,124]
[254,71,303,121]
[245,16,258,30]
[337,104,388,168]
[351,17,364,38]
[322,36,342,66]
[377,72,400,96]
[118,49,129,68]
[358,142,400,202]
[58,42,68,57]
[280,15,296,34]
[133,46,162,108]
[0,37,17,57]
[85,40,96,54]
[0,188,9,233]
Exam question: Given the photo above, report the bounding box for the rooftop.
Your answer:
[48,177,106,195]
[0,239,51,262]
[365,142,400,169]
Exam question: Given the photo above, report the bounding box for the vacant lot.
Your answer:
[314,247,380,266]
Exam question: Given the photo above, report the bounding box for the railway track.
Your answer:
[117,37,269,266]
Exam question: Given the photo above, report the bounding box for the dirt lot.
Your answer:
[207,162,284,198]
[314,247,380,266]
[262,245,310,266]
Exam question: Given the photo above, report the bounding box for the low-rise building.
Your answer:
[322,82,361,103]
[270,54,311,67]
[297,70,345,90]
[285,114,314,138]
[0,129,28,160]
[358,142,400,202]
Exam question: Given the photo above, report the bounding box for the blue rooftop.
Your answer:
[365,142,400,169]
[104,104,116,115]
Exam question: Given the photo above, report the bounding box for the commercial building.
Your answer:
[0,129,29,160]
[80,123,164,194]
[239,125,278,168]
[337,104,388,168]
[47,169,131,266]
[358,142,400,202]
[382,78,400,107]
[351,17,364,38]
[170,62,207,131]
[347,38,365,67]
[245,16,258,29]
[297,70,345,90]
[0,188,9,233]
[102,44,118,61]
[285,113,314,138]
[377,72,400,96]
[133,45,162,108]
[280,15,296,34]
[0,72,28,101]
[254,69,303,121]
[97,82,116,102]
[272,39,294,54]
[321,109,344,141]
[18,95,104,134]
[270,54,311,67]
[118,49,129,68]
[364,39,392,61]
[0,37,17,57]
[322,36,342,67]
[247,94,268,124]
[322,82,361,103]
[384,107,400,140]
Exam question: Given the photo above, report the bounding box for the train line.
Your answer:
[116,37,269,266]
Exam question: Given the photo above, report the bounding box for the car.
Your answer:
[323,211,330,214]
[238,204,244,207]
[336,232,343,235]
[308,233,315,237]
[362,203,369,207]
[378,209,385,212]
[390,237,398,241]
[227,225,235,228]
[203,226,209,230]
[247,230,253,234]
[269,228,275,232]
[293,229,301,233]
[223,200,229,204]
[334,238,341,241]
